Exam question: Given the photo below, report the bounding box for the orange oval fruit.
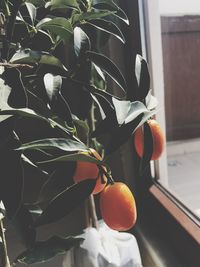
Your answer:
[73,149,107,195]
[134,119,164,160]
[100,182,137,231]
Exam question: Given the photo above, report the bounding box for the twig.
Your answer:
[88,195,98,229]
[0,63,34,69]
[0,220,10,267]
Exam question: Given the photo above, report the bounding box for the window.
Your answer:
[142,0,200,219]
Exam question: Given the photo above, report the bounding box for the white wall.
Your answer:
[159,0,200,15]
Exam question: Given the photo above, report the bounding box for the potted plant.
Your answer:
[0,0,157,266]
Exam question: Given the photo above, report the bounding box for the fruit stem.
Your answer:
[98,165,114,185]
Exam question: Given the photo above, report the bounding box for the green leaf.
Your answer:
[13,205,36,249]
[91,91,114,119]
[36,18,73,42]
[40,55,67,70]
[38,151,104,165]
[86,19,125,43]
[0,108,73,135]
[135,54,150,100]
[15,236,83,264]
[10,49,68,71]
[145,89,158,110]
[25,2,37,25]
[73,115,89,143]
[18,138,88,153]
[0,108,50,123]
[34,180,96,226]
[112,98,148,125]
[43,74,74,126]
[74,27,91,57]
[44,73,62,102]
[93,0,129,25]
[26,0,46,7]
[73,10,115,24]
[46,0,80,11]
[86,51,127,92]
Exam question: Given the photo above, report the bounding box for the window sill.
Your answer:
[149,183,200,245]
[134,181,200,267]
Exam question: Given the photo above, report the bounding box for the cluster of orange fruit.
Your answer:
[73,119,164,231]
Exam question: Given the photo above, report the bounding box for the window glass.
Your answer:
[158,0,200,217]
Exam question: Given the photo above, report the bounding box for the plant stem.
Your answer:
[84,104,99,229]
[2,0,22,60]
[0,220,10,267]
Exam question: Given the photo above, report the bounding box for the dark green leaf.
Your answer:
[86,19,125,43]
[139,122,154,175]
[135,55,150,100]
[74,27,91,57]
[93,63,105,81]
[52,93,74,127]
[21,154,49,204]
[2,68,28,108]
[26,0,46,7]
[93,1,129,25]
[91,91,115,119]
[26,89,52,117]
[37,18,73,41]
[15,236,83,264]
[0,149,24,218]
[105,116,143,155]
[46,0,80,11]
[24,30,54,51]
[10,49,68,71]
[38,162,76,203]
[34,179,96,226]
[13,205,36,248]
[18,138,88,152]
[134,110,157,132]
[86,51,127,92]
[0,108,50,123]
[38,151,103,165]
[0,117,15,149]
[0,108,73,134]
[25,2,37,25]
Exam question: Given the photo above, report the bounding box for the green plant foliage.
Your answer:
[47,0,80,11]
[135,54,150,101]
[85,19,125,43]
[86,51,127,92]
[15,236,83,264]
[0,0,157,265]
[34,179,96,226]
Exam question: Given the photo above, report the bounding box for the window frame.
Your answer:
[122,0,200,266]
